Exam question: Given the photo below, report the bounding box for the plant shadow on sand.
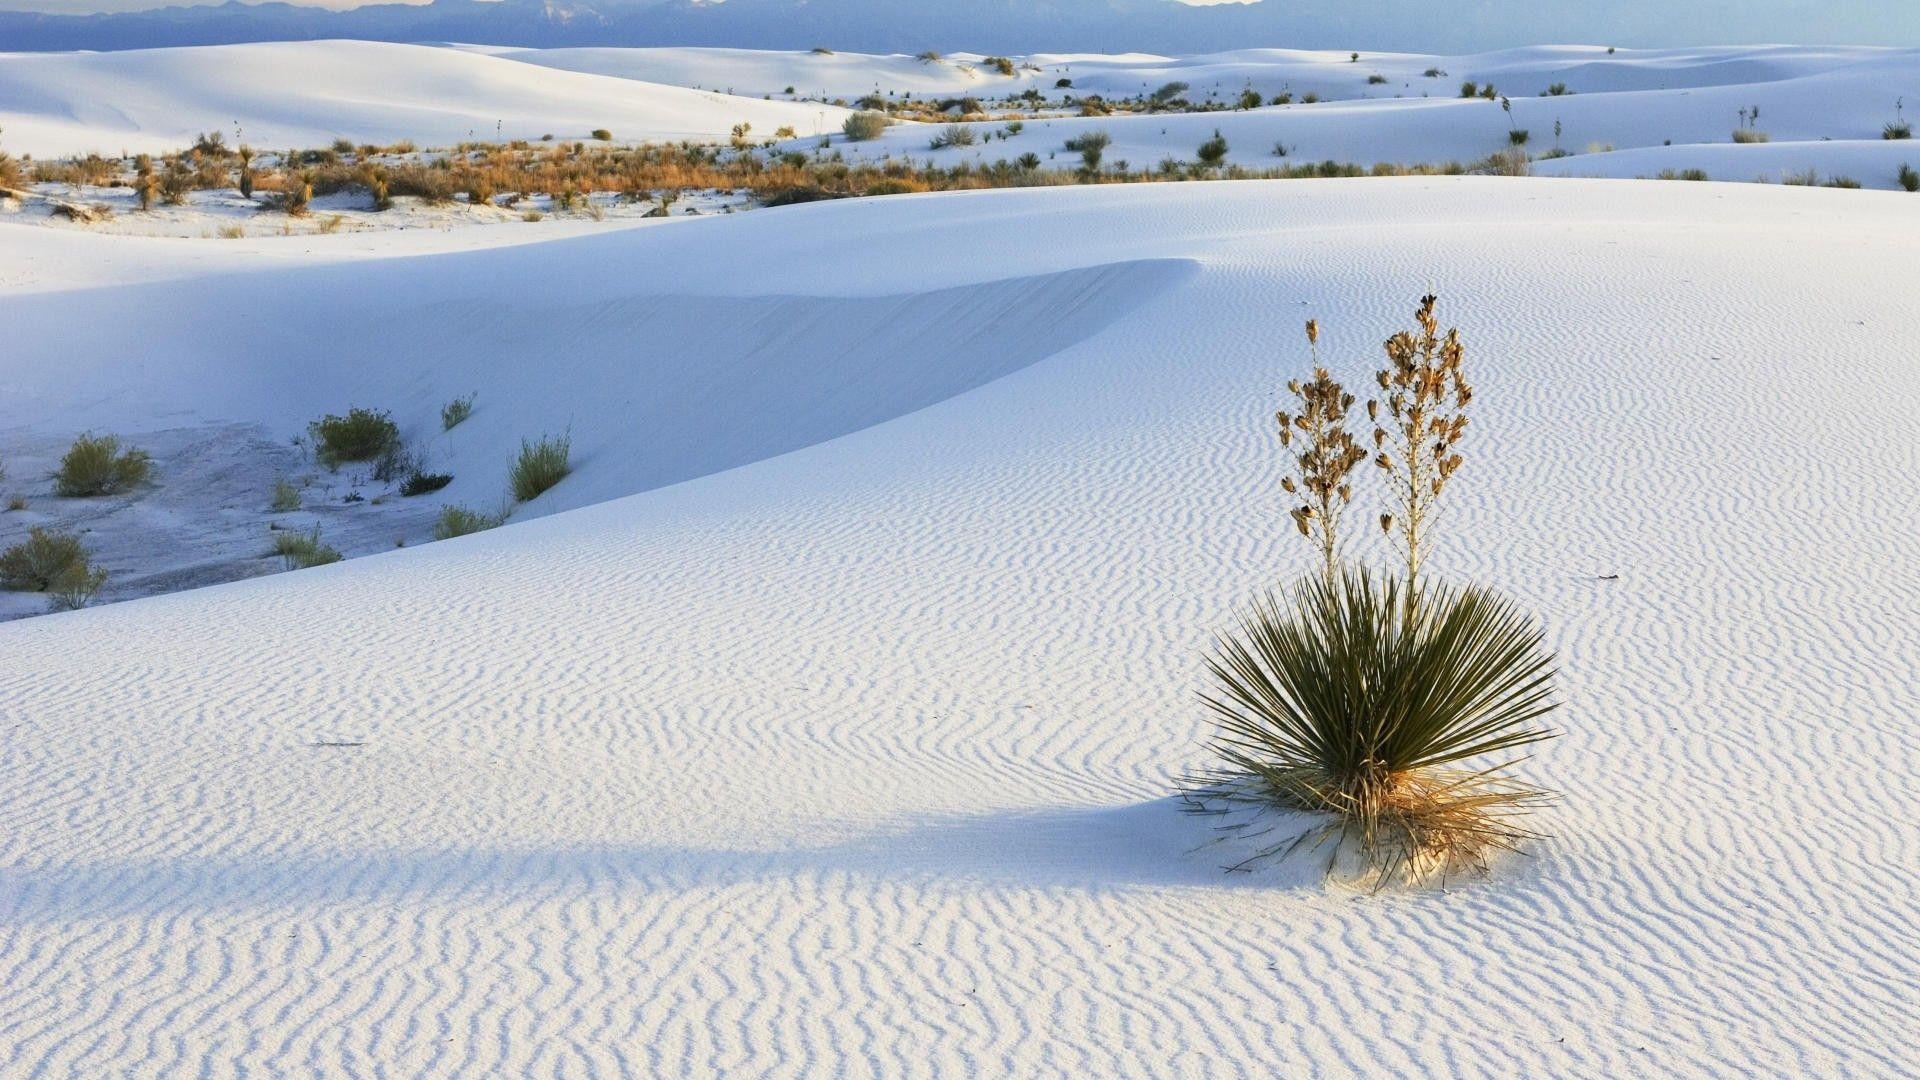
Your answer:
[3,799,1355,924]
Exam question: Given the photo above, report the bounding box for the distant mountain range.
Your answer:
[0,0,1913,55]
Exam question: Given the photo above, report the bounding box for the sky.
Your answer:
[4,0,1918,49]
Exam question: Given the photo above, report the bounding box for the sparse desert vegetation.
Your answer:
[509,433,572,502]
[273,525,343,569]
[309,407,399,466]
[54,433,152,497]
[433,503,506,540]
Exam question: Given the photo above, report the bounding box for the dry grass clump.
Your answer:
[273,526,342,570]
[1899,164,1919,193]
[309,407,398,467]
[929,124,977,150]
[1187,293,1558,888]
[509,433,571,502]
[55,433,152,497]
[269,476,301,512]
[1731,128,1770,144]
[433,504,506,540]
[842,111,891,141]
[441,392,476,430]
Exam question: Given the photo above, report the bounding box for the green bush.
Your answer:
[929,124,976,150]
[309,407,399,466]
[400,471,453,496]
[1186,571,1558,884]
[433,504,505,540]
[1899,164,1919,192]
[55,433,152,497]
[270,476,301,512]
[1,527,92,591]
[1884,121,1913,140]
[47,561,108,612]
[509,434,572,502]
[842,111,891,141]
[1197,130,1229,167]
[273,526,342,570]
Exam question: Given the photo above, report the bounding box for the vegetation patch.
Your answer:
[55,433,152,497]
[309,407,399,467]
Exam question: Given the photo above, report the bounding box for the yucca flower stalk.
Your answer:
[1187,570,1558,886]
[1277,319,1368,585]
[1370,294,1470,595]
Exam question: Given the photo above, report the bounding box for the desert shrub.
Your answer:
[270,476,301,512]
[1423,67,1446,78]
[1056,78,1072,88]
[5,497,23,512]
[1,527,90,591]
[1477,149,1532,177]
[433,504,505,540]
[55,433,151,497]
[1507,129,1530,146]
[1656,168,1711,182]
[1731,128,1770,144]
[442,392,476,430]
[1367,74,1388,85]
[1823,176,1862,189]
[285,170,314,216]
[0,150,21,190]
[1185,571,1558,884]
[1460,81,1479,98]
[917,50,943,63]
[865,178,924,196]
[1900,164,1919,192]
[984,56,1016,77]
[1546,82,1570,96]
[842,111,891,141]
[510,434,571,502]
[1781,168,1819,186]
[592,128,613,142]
[1065,130,1111,173]
[1302,93,1321,104]
[1885,122,1913,140]
[1150,81,1190,106]
[929,124,976,150]
[1197,130,1229,167]
[273,526,342,570]
[810,45,834,55]
[46,560,108,611]
[401,471,453,496]
[309,408,398,466]
[1238,89,1263,110]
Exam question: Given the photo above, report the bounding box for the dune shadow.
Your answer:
[2,797,1334,925]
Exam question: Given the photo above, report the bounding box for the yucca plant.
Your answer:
[1371,294,1471,595]
[1277,319,1368,585]
[1188,571,1558,885]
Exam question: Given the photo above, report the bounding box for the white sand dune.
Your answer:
[2,177,1917,1074]
[0,40,851,157]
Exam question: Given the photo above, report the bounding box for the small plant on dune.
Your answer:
[1899,164,1919,192]
[1065,130,1111,175]
[985,56,1016,77]
[270,476,301,512]
[917,50,943,64]
[2,526,92,591]
[237,145,256,198]
[841,111,891,141]
[1371,294,1471,594]
[1275,320,1368,585]
[1886,99,1911,140]
[273,526,342,570]
[1823,175,1862,189]
[929,124,977,150]
[442,392,476,430]
[433,503,506,540]
[1731,128,1770,144]
[308,407,399,467]
[1197,129,1230,168]
[46,559,109,612]
[1367,74,1388,85]
[1187,293,1558,887]
[509,433,571,502]
[592,128,613,142]
[285,169,314,216]
[5,496,24,512]
[0,125,21,189]
[55,433,152,497]
[400,470,453,496]
[1238,88,1263,110]
[1460,81,1479,98]
[1499,97,1529,146]
[1186,572,1558,885]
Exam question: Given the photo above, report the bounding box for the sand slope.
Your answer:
[0,40,851,157]
[1,177,1917,1074]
